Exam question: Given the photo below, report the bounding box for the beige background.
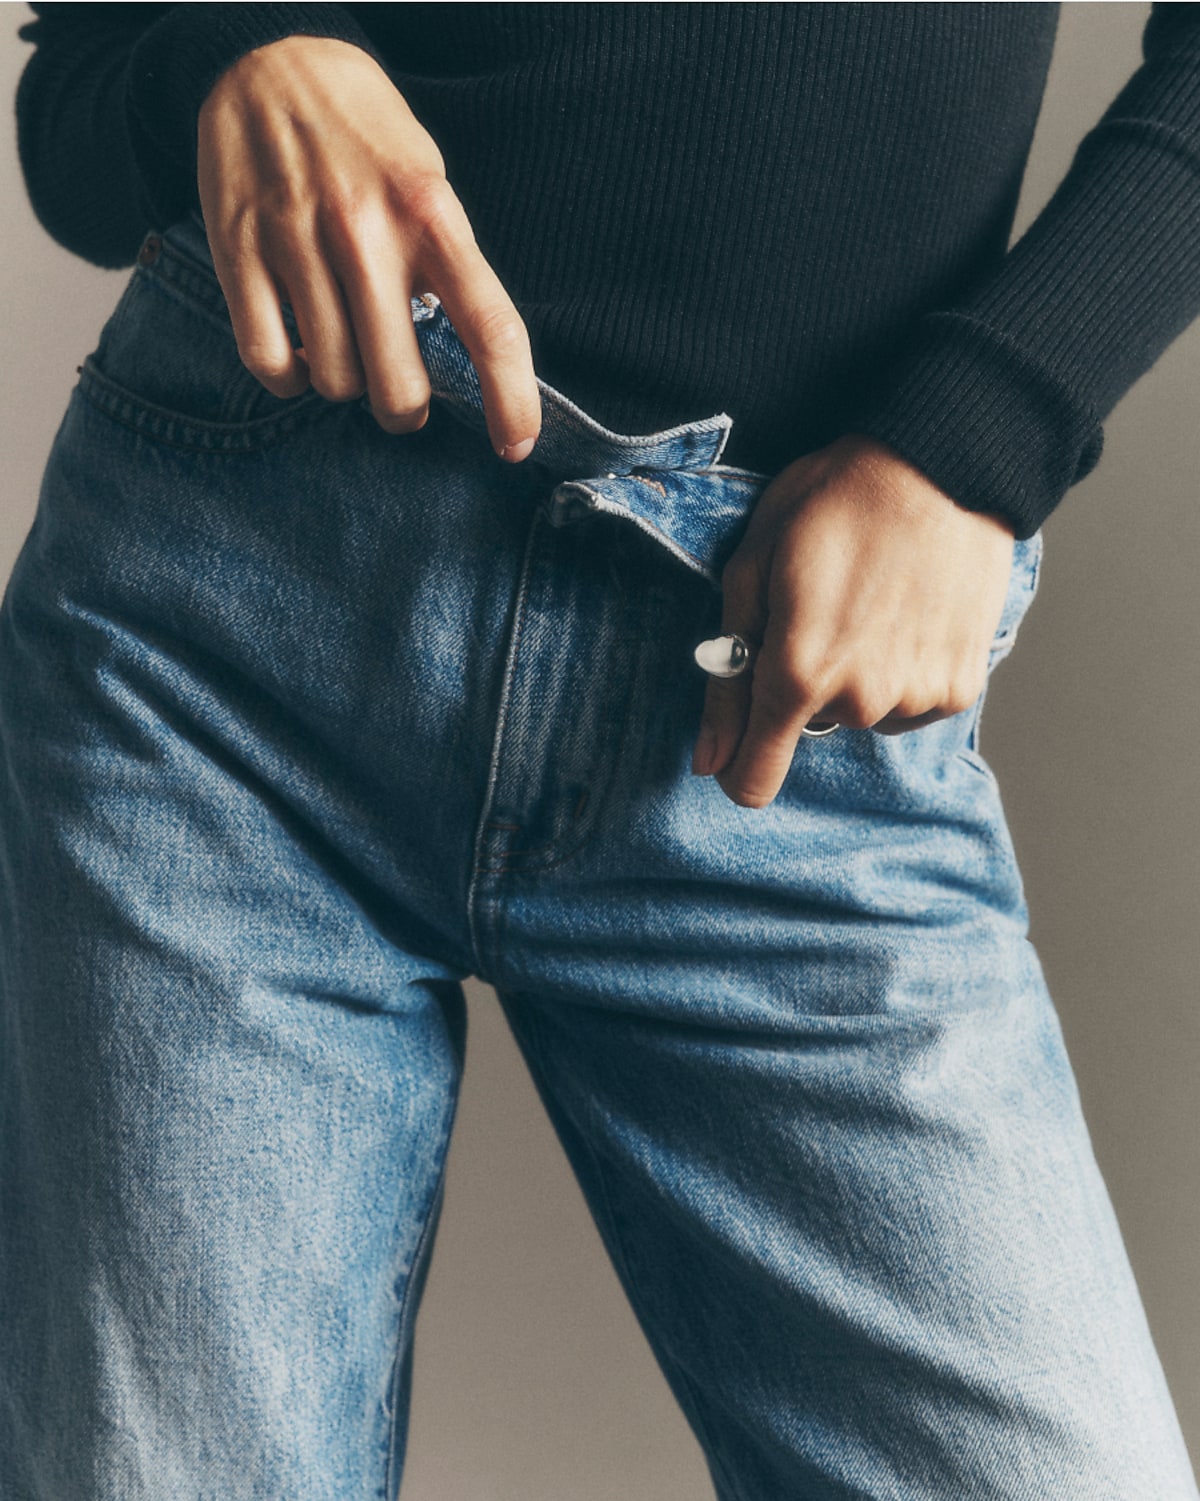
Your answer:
[3,4,1197,1496]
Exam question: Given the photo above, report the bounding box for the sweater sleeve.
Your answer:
[851,3,1200,539]
[15,3,384,269]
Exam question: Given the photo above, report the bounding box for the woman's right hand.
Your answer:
[196,35,541,460]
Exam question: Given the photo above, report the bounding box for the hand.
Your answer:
[197,35,541,458]
[694,435,1015,809]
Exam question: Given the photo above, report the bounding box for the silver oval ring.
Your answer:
[695,635,842,736]
[693,633,755,679]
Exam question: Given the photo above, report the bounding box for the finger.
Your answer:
[430,233,541,460]
[872,708,949,736]
[274,236,367,403]
[714,541,834,805]
[336,242,432,433]
[212,236,310,399]
[872,673,984,735]
[694,674,753,777]
[716,634,831,808]
[694,548,769,780]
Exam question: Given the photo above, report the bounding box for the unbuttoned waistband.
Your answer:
[149,213,771,585]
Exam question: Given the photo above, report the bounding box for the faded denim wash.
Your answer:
[1,212,1196,1500]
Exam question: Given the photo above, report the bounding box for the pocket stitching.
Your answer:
[77,357,332,453]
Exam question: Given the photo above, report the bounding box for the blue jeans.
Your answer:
[1,213,1195,1500]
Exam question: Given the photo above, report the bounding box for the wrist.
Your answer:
[202,34,385,117]
[838,433,1016,539]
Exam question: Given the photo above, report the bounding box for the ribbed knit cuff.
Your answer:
[851,312,1105,540]
[126,3,385,232]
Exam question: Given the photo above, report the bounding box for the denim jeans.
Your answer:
[1,212,1195,1500]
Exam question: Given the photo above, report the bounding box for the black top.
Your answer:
[15,3,1200,537]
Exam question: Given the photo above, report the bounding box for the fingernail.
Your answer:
[500,437,537,463]
[693,725,719,777]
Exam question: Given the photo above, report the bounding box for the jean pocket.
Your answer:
[948,531,1045,775]
[76,226,332,453]
[986,530,1044,671]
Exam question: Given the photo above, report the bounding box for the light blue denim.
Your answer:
[2,212,1196,1500]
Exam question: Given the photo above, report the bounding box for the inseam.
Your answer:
[381,1087,461,1501]
[495,992,750,1501]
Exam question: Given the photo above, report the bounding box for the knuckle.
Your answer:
[757,660,808,712]
[253,189,311,244]
[836,687,887,730]
[380,411,430,435]
[319,199,373,264]
[310,368,366,403]
[945,674,982,716]
[773,645,836,706]
[239,343,296,387]
[321,178,371,229]
[404,175,467,245]
[323,193,398,271]
[375,393,435,429]
[471,304,529,359]
[835,699,873,731]
[891,694,930,723]
[372,375,433,424]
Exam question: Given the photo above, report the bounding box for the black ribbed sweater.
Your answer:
[14,3,1200,537]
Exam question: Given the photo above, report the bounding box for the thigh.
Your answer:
[0,598,467,1499]
[0,231,500,1500]
[480,514,1197,1499]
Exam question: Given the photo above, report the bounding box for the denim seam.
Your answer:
[153,229,307,346]
[77,358,332,453]
[471,535,652,878]
[382,1093,459,1501]
[154,235,242,322]
[957,683,996,780]
[138,260,238,339]
[553,483,716,582]
[466,508,544,974]
[991,533,1044,645]
[416,301,732,472]
[583,1175,749,1501]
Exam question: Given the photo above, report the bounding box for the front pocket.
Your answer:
[77,231,332,452]
[952,531,1045,773]
[78,355,332,454]
[987,530,1044,665]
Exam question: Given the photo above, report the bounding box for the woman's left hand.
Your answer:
[694,434,1016,809]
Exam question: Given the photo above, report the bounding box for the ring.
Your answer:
[694,634,841,736]
[693,633,754,678]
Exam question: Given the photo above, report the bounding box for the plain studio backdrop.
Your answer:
[2,5,1198,1497]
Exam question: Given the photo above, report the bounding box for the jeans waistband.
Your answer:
[159,213,736,478]
[147,213,761,583]
[144,217,1042,599]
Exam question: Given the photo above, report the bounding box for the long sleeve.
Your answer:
[853,4,1200,538]
[13,4,1200,537]
[15,3,382,268]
